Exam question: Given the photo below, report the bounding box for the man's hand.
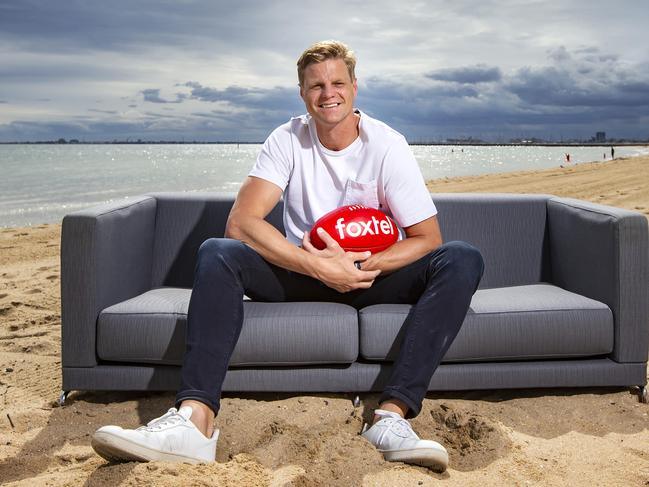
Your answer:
[302,227,381,293]
[358,215,443,275]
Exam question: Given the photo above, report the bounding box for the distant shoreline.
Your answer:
[1,141,647,147]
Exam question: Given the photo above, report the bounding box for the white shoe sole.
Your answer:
[91,431,208,464]
[382,447,449,472]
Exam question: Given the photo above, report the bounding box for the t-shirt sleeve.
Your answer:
[383,137,437,228]
[248,125,293,191]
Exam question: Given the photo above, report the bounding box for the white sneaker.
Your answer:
[91,406,218,463]
[361,409,449,471]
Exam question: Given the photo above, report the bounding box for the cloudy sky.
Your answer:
[1,0,648,142]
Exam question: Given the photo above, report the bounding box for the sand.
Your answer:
[426,154,649,218]
[1,154,649,486]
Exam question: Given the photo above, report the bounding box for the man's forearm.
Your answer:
[361,235,441,274]
[225,214,317,277]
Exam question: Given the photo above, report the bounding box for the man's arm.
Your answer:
[225,176,380,292]
[356,215,443,274]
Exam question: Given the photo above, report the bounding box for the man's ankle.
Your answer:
[373,399,409,424]
[180,400,215,438]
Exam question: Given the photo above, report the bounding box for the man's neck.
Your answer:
[315,111,360,151]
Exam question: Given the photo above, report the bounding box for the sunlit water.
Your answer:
[0,143,646,227]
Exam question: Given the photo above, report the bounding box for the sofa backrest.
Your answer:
[149,192,551,289]
[149,192,283,288]
[433,193,551,288]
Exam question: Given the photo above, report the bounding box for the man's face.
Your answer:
[300,58,358,129]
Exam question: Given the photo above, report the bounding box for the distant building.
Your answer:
[445,137,484,144]
[595,132,606,142]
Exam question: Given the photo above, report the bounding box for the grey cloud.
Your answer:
[88,108,118,114]
[0,100,7,104]
[0,110,284,142]
[426,65,502,84]
[0,61,134,82]
[183,82,303,113]
[141,89,185,104]
[2,0,648,145]
[548,46,571,63]
[142,111,179,119]
[0,1,319,55]
[354,46,649,140]
[357,76,484,125]
[506,47,649,108]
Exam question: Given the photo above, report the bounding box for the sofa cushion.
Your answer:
[97,288,359,366]
[359,284,613,362]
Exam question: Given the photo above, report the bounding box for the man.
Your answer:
[91,40,484,472]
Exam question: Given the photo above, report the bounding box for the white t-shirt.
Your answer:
[249,110,437,245]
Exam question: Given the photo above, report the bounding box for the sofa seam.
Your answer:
[90,197,155,219]
[549,199,623,221]
[361,351,613,362]
[99,312,357,318]
[361,308,610,317]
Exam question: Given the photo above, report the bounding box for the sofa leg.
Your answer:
[353,395,361,408]
[639,386,648,404]
[58,390,70,407]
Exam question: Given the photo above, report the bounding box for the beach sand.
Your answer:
[1,155,649,486]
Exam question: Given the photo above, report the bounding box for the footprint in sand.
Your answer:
[25,289,43,295]
[429,404,511,471]
[0,293,8,300]
[46,275,58,280]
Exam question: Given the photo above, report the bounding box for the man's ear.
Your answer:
[299,84,304,100]
[353,78,358,96]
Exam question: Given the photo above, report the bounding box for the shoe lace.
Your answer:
[377,416,420,441]
[138,408,185,432]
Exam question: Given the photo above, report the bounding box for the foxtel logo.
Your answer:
[334,216,395,239]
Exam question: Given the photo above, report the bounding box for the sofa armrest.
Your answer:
[548,197,649,362]
[61,196,157,367]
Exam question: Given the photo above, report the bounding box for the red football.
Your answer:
[309,205,399,253]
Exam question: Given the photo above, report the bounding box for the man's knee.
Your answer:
[197,238,247,268]
[433,241,484,285]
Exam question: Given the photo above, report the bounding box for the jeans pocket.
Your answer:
[343,179,379,208]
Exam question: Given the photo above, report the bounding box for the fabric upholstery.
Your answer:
[434,193,550,289]
[61,196,156,367]
[359,284,613,361]
[149,193,284,288]
[548,197,649,362]
[62,359,646,393]
[60,192,649,394]
[97,288,359,366]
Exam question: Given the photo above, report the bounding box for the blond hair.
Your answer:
[297,40,356,87]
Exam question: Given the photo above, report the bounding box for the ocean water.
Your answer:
[0,143,647,227]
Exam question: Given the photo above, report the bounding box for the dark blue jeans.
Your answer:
[176,239,484,418]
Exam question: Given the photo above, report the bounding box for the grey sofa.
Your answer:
[60,192,649,403]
